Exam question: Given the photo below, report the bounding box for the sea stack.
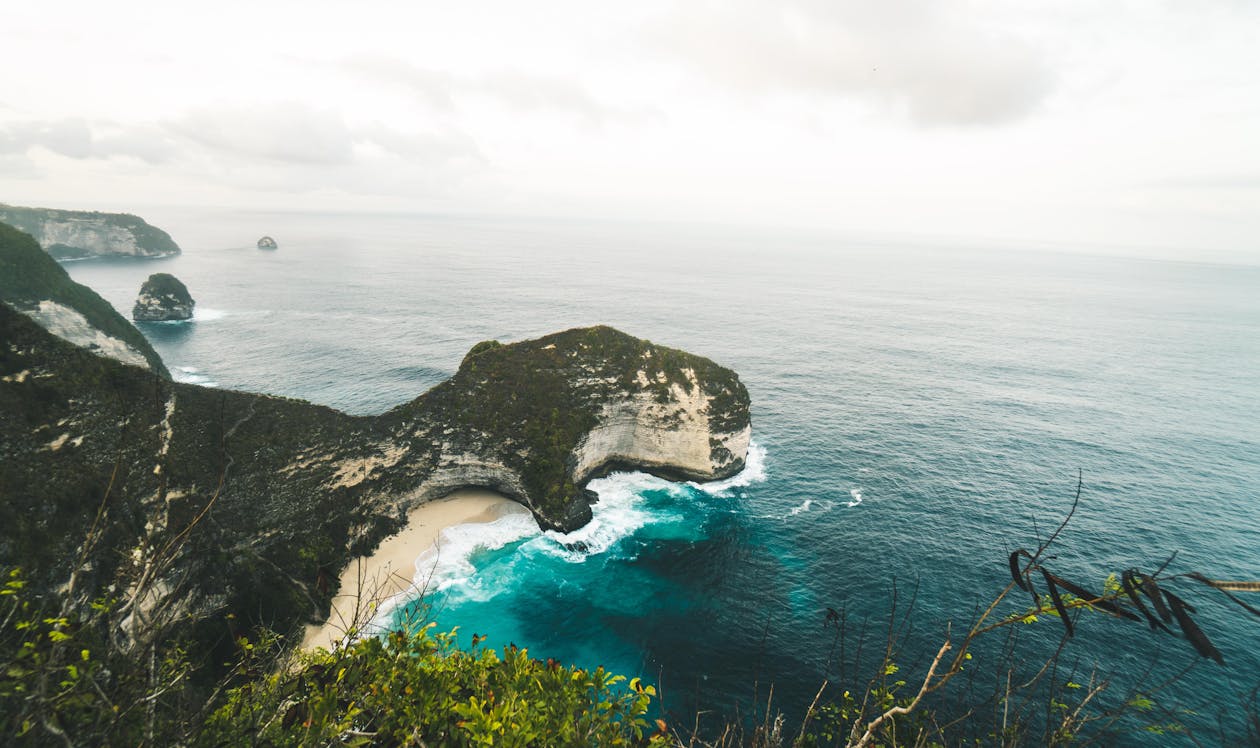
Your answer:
[257,236,278,249]
[132,273,195,321]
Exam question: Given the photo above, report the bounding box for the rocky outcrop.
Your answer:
[133,273,195,321]
[389,328,751,530]
[0,203,181,259]
[0,220,752,652]
[257,236,278,249]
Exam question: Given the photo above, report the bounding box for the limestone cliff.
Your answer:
[0,223,751,651]
[0,203,181,259]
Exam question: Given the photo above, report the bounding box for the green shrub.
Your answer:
[201,625,668,747]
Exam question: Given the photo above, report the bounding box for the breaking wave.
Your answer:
[171,365,218,388]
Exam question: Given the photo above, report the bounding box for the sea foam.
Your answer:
[172,366,218,388]
[400,440,770,609]
[788,499,813,516]
[411,506,539,600]
[193,307,227,322]
[690,440,768,496]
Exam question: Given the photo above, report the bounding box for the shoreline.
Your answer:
[300,489,527,651]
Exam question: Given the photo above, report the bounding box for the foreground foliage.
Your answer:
[203,625,667,747]
[1,566,666,746]
[3,476,1257,746]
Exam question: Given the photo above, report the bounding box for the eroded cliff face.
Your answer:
[572,366,752,485]
[0,224,752,650]
[0,203,181,259]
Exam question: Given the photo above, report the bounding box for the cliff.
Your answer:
[0,223,169,374]
[0,223,751,651]
[0,203,181,259]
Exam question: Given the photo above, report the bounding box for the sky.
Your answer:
[1,1,1258,259]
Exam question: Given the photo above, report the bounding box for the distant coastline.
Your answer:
[0,203,181,260]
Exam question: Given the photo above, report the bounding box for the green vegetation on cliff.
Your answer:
[0,568,667,746]
[411,325,751,527]
[0,223,168,374]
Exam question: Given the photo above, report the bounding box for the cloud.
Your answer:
[1151,173,1260,191]
[341,55,616,124]
[165,103,484,170]
[168,104,358,165]
[650,0,1055,126]
[0,103,487,201]
[341,57,457,111]
[0,118,177,162]
[0,153,38,179]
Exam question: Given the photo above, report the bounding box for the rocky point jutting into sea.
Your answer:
[0,221,751,655]
[0,203,182,260]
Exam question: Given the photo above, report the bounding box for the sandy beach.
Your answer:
[301,489,527,651]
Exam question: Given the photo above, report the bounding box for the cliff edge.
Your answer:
[0,223,750,649]
[0,203,181,259]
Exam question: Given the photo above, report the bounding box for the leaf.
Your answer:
[1010,550,1042,606]
[1009,551,1029,591]
[1165,591,1224,665]
[1040,569,1074,637]
[1122,570,1171,633]
[1185,573,1260,618]
[1049,575,1140,622]
[1138,574,1174,623]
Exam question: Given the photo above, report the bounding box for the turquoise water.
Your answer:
[65,210,1260,741]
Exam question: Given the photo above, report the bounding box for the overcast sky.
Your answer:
[2,1,1258,258]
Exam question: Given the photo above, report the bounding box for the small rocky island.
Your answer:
[0,203,181,259]
[257,235,278,249]
[132,273,195,321]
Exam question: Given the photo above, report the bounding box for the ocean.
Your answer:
[65,209,1260,742]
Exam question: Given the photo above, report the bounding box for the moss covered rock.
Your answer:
[133,273,195,321]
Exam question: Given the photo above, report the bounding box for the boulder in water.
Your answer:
[257,236,278,249]
[132,273,195,321]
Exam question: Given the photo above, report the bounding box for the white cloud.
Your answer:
[168,104,358,166]
[341,55,623,125]
[0,0,1257,257]
[649,0,1054,126]
[0,118,176,163]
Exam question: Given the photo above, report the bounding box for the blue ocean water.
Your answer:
[66,210,1260,741]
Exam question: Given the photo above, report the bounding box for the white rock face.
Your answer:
[572,367,750,483]
[0,205,180,258]
[21,300,151,369]
[38,219,144,256]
